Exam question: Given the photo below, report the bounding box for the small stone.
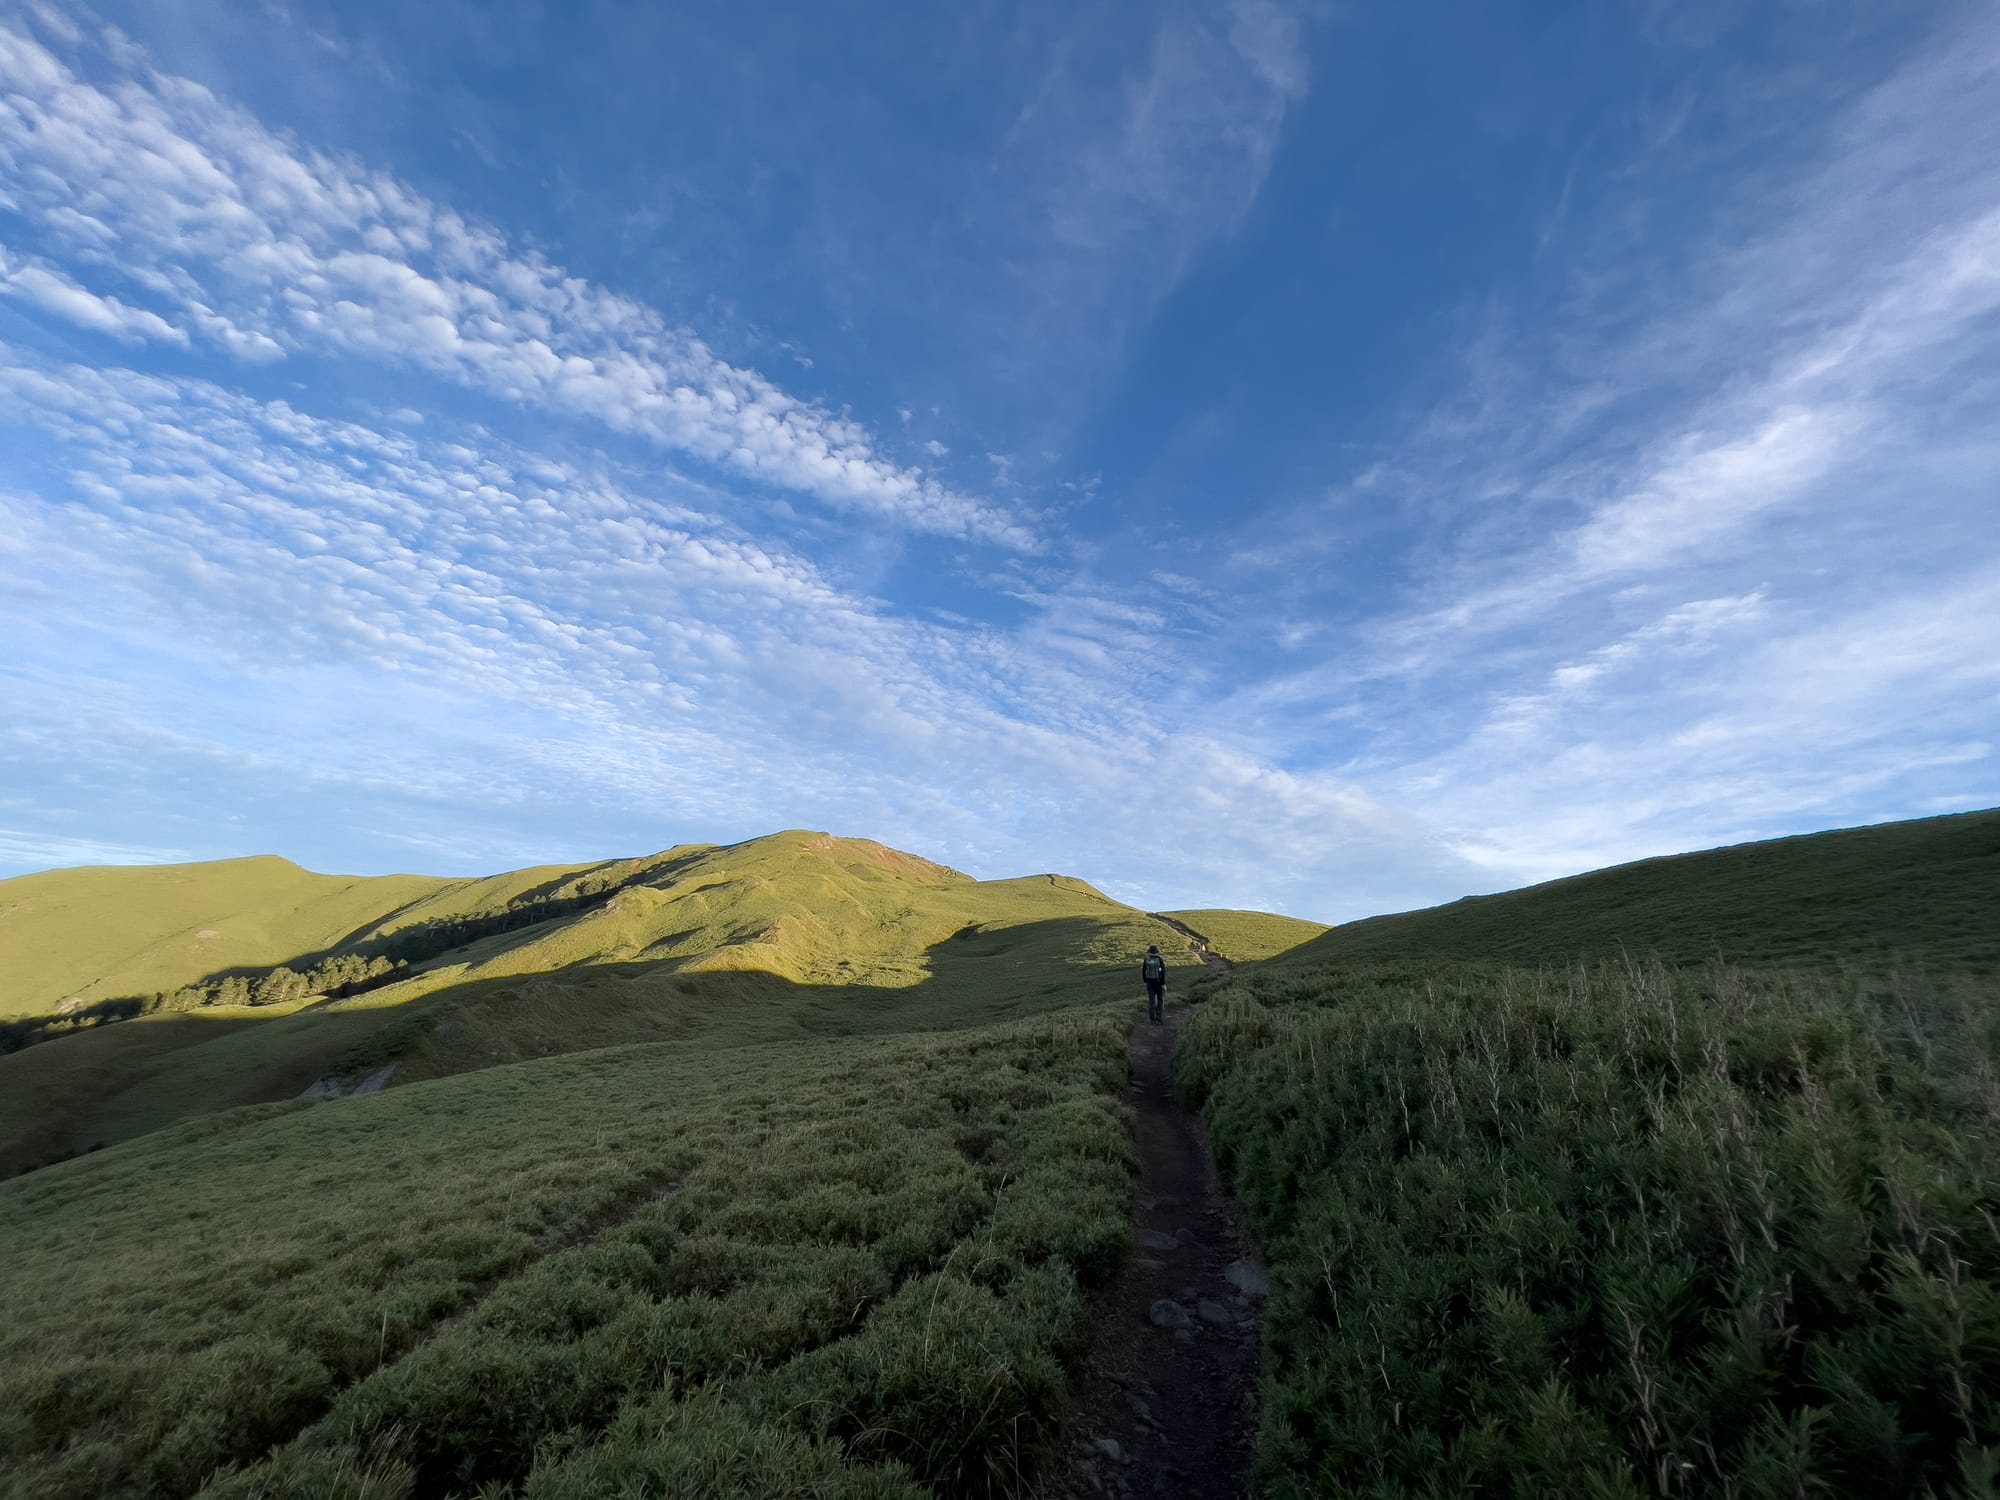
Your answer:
[1137,1229,1179,1252]
[1148,1299,1191,1330]
[1125,1391,1154,1422]
[1224,1259,1272,1298]
[1092,1438,1123,1463]
[1174,1327,1195,1344]
[1198,1298,1235,1326]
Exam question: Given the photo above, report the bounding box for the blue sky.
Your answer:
[0,0,1995,920]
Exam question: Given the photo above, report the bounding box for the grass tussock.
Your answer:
[1177,958,2000,1498]
[0,1011,1133,1499]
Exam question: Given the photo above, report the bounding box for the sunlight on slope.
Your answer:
[0,855,630,1018]
[0,832,1204,1175]
[0,858,448,1018]
[1159,908,1329,961]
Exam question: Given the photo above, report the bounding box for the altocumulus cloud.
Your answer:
[2,4,1993,919]
[0,338,1465,915]
[0,16,1032,548]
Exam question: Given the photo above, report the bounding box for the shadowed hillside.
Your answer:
[1179,808,2000,1498]
[1287,807,2000,972]
[0,1013,1136,1500]
[3,812,1997,1498]
[0,833,1199,1176]
[0,830,1208,1498]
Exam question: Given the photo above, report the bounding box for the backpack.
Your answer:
[1143,954,1165,982]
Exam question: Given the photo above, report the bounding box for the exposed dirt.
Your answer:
[1036,957,1266,1500]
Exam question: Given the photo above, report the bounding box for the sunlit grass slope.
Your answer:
[0,834,1199,1175]
[1160,908,1328,961]
[0,854,631,1018]
[0,858,442,1018]
[0,1012,1133,1500]
[1292,807,2000,972]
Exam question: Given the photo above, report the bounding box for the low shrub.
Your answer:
[1178,959,2000,1499]
[0,1014,1131,1499]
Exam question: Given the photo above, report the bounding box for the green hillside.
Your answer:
[1178,808,2000,1499]
[0,830,1221,1495]
[0,853,640,1019]
[1291,807,2000,971]
[1161,908,1328,961]
[0,1013,1133,1500]
[8,812,1995,1498]
[0,834,1196,1176]
[0,857,444,1018]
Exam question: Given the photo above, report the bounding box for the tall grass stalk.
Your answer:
[1177,958,2000,1498]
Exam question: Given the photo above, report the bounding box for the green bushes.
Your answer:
[0,1013,1132,1499]
[1177,960,2000,1499]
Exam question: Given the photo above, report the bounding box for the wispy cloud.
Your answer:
[0,339,1470,913]
[0,244,189,345]
[0,828,190,870]
[959,0,1309,430]
[0,2,1989,922]
[0,15,1033,548]
[1207,7,2000,880]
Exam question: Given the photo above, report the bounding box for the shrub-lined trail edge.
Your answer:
[1037,935,1266,1500]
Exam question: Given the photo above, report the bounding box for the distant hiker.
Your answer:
[1142,945,1167,1024]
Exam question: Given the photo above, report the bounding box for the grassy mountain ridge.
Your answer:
[0,832,1200,1177]
[0,853,649,1019]
[1293,806,2000,972]
[0,857,446,1019]
[0,809,1995,1496]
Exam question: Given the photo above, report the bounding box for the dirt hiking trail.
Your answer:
[1036,940,1267,1499]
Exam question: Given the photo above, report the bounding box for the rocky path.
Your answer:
[1036,948,1266,1499]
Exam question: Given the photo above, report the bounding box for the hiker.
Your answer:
[1142,945,1168,1024]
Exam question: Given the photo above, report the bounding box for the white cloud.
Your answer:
[0,244,188,345]
[0,17,1033,549]
[1192,9,2000,890]
[0,829,189,869]
[0,341,1467,913]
